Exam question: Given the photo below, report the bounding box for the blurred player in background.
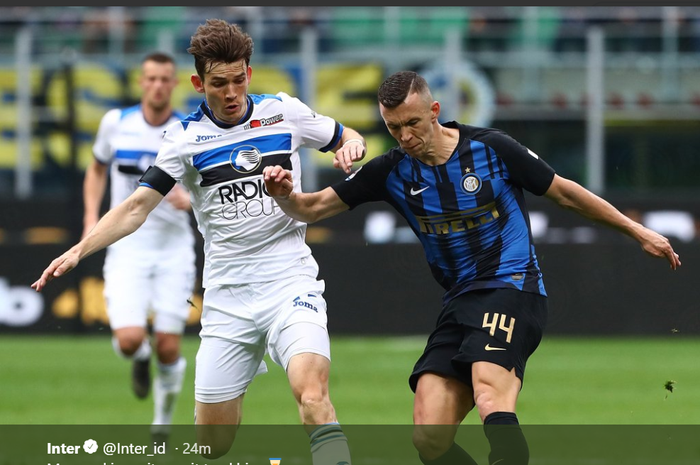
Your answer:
[34,19,367,464]
[82,51,196,444]
[262,70,681,465]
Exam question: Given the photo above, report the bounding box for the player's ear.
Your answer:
[431,101,440,122]
[191,74,205,94]
[247,65,252,86]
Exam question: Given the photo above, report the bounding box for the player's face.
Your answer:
[140,60,178,112]
[191,59,252,125]
[379,91,439,158]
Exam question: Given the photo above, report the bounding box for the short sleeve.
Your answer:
[92,109,121,164]
[331,154,394,209]
[479,129,556,196]
[153,121,187,182]
[281,92,343,152]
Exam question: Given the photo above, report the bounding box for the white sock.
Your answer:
[309,423,352,465]
[152,356,187,428]
[112,337,152,361]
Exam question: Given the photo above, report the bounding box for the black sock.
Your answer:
[483,412,529,465]
[419,442,479,465]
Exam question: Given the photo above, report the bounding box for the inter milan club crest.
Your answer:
[460,172,482,195]
[230,145,262,174]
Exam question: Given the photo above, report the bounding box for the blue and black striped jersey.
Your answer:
[332,121,556,304]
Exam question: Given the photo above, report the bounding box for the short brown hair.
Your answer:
[187,19,254,80]
[142,51,175,66]
[378,71,432,108]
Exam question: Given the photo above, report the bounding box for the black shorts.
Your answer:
[409,288,548,393]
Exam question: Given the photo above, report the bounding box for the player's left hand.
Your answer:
[334,139,366,174]
[637,227,682,270]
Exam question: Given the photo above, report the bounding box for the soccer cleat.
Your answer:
[132,358,151,399]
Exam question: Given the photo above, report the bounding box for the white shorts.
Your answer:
[194,274,330,403]
[103,246,196,335]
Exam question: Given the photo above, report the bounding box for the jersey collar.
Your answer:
[201,95,255,129]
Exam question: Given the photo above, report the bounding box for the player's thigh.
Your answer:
[265,276,330,371]
[195,334,267,405]
[451,288,548,383]
[414,372,474,425]
[412,372,472,457]
[103,253,153,330]
[151,248,196,334]
[409,320,472,394]
[470,360,522,417]
[286,350,331,402]
[195,396,243,425]
[195,286,268,405]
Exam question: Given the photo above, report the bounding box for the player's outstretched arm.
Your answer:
[263,165,349,223]
[544,174,681,270]
[31,186,164,291]
[331,127,366,174]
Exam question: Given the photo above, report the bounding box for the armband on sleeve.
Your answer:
[139,166,176,196]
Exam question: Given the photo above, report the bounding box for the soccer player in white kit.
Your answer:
[34,19,366,465]
[82,52,196,442]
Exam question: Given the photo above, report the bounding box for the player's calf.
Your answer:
[132,358,151,399]
[194,398,243,459]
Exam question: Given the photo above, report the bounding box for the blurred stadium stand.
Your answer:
[1,7,699,335]
[0,7,699,193]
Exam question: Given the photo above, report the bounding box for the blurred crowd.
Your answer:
[2,6,700,200]
[2,6,700,57]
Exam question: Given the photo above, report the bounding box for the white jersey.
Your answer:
[93,104,195,252]
[153,92,343,288]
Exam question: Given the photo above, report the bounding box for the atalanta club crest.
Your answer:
[229,145,262,174]
[460,172,482,195]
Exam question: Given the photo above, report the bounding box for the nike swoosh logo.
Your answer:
[410,186,429,195]
[485,344,506,351]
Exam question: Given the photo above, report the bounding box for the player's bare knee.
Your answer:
[154,338,180,364]
[473,387,500,420]
[473,371,519,420]
[299,392,332,419]
[300,394,326,411]
[117,336,143,356]
[412,426,451,459]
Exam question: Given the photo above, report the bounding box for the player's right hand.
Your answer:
[31,249,80,292]
[262,165,294,200]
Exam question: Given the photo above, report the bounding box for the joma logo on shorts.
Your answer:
[293,296,318,312]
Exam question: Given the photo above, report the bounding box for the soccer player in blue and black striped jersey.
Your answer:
[263,71,681,465]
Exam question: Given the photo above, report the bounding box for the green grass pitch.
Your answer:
[1,334,699,425]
